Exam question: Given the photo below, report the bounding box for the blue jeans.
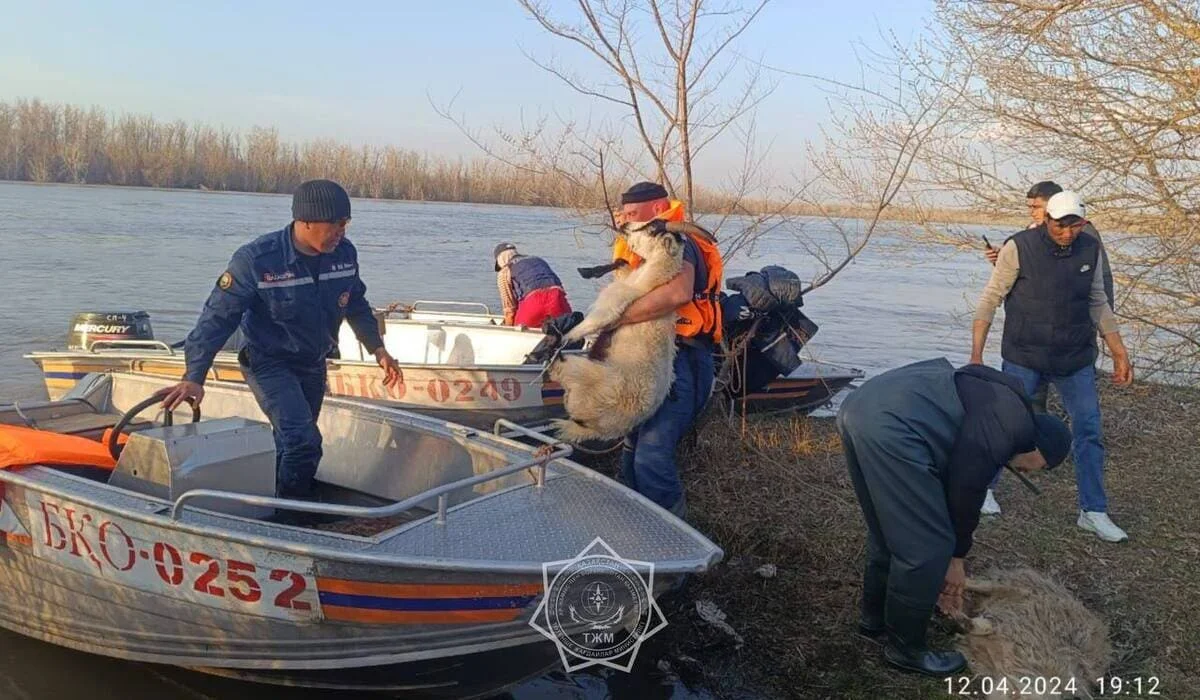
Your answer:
[620,343,715,510]
[239,349,327,499]
[990,360,1108,512]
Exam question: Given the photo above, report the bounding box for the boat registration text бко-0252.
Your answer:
[27,493,322,622]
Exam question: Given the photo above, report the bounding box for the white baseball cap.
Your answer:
[1045,190,1086,220]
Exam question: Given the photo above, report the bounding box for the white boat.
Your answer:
[25,301,863,429]
[0,369,722,694]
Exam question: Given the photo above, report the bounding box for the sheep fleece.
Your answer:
[548,225,683,443]
[954,567,1112,699]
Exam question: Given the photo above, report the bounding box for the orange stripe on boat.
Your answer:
[322,606,524,624]
[316,578,543,598]
[743,390,818,401]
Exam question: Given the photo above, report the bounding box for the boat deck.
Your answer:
[14,464,718,573]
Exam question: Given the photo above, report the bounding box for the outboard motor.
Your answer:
[67,311,154,351]
[719,266,820,396]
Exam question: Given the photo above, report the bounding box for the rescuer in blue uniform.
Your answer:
[159,179,402,499]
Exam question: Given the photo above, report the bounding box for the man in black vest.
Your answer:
[838,357,1071,677]
[978,180,1116,516]
[971,190,1133,542]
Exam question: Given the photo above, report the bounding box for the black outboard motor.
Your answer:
[67,311,154,351]
[720,266,819,396]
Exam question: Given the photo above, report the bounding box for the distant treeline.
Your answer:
[0,98,1014,226]
[0,98,604,207]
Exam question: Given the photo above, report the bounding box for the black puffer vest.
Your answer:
[1001,225,1101,375]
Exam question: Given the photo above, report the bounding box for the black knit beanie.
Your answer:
[1032,413,1073,470]
[621,181,669,204]
[292,179,351,222]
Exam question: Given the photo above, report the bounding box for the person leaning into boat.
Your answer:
[971,190,1133,542]
[159,179,402,500]
[608,181,724,518]
[837,357,1072,677]
[493,242,572,327]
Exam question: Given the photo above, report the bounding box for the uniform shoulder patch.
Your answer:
[217,271,234,290]
[338,291,350,308]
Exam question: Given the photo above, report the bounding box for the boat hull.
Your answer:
[28,351,859,424]
[29,352,565,429]
[0,372,718,693]
[0,475,565,694]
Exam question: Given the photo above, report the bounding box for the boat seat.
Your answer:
[0,398,96,428]
[32,413,152,441]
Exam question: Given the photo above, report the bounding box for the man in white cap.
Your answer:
[970,190,1134,542]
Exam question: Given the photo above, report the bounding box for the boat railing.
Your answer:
[169,438,573,524]
[493,419,559,445]
[87,339,176,354]
[380,299,497,318]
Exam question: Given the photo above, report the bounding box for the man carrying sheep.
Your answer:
[607,182,724,518]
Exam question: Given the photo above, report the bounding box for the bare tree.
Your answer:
[756,38,969,293]
[870,0,1200,378]
[433,1,784,244]
[434,0,960,300]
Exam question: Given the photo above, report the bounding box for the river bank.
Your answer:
[597,374,1200,699]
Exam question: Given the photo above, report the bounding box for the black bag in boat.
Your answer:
[763,265,804,308]
[523,311,585,364]
[725,265,805,313]
[718,288,820,397]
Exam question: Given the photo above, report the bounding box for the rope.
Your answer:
[571,438,625,455]
[711,317,762,438]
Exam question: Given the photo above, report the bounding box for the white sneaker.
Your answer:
[980,490,1001,516]
[1077,511,1128,542]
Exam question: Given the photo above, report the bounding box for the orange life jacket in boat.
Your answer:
[0,424,117,470]
[612,201,725,343]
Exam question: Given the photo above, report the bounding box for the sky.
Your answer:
[0,0,935,185]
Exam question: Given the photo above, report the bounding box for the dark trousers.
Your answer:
[620,343,714,511]
[837,415,955,623]
[239,349,326,499]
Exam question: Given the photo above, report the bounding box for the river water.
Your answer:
[0,181,1014,699]
[0,181,1012,398]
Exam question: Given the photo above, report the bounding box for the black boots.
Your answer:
[857,560,887,638]
[881,600,966,677]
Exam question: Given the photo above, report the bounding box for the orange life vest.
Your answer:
[612,201,725,343]
[0,424,118,471]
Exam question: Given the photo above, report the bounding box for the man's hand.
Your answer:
[938,557,966,616]
[1104,333,1134,386]
[157,380,204,411]
[937,591,964,617]
[984,247,999,265]
[970,319,991,367]
[1112,351,1134,386]
[375,347,403,388]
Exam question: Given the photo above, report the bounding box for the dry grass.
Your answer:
[595,377,1200,699]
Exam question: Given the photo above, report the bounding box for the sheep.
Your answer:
[546,220,685,444]
[949,567,1113,699]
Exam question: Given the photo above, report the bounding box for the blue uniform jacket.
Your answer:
[184,225,385,384]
